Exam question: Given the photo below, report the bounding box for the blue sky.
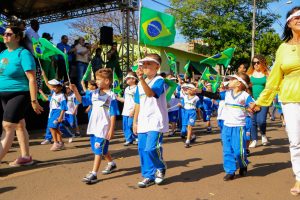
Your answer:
[39,0,297,44]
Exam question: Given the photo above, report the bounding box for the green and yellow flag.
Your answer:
[164,78,178,102]
[131,64,138,72]
[0,21,5,43]
[82,62,92,81]
[166,52,177,74]
[201,67,219,83]
[140,7,176,47]
[200,48,235,68]
[112,71,122,95]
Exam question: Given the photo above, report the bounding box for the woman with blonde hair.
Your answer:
[247,54,270,148]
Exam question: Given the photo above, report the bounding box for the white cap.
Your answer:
[48,79,62,86]
[138,57,160,66]
[287,10,300,22]
[205,83,212,86]
[227,74,249,88]
[182,83,196,89]
[124,74,137,80]
[223,81,230,86]
[170,77,177,80]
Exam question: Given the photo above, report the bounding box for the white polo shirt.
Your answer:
[122,85,137,116]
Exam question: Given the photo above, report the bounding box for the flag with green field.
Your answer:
[200,48,235,68]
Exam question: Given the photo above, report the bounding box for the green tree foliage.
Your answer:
[168,0,281,67]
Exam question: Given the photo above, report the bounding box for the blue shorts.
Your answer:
[168,110,179,123]
[47,109,62,129]
[218,120,224,131]
[90,135,109,155]
[203,110,212,121]
[64,113,78,128]
[182,109,197,126]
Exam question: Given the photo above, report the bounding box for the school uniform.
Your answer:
[81,89,119,155]
[134,76,168,180]
[202,96,213,122]
[122,85,137,143]
[168,94,180,123]
[64,92,80,128]
[217,100,226,133]
[47,91,68,129]
[181,94,201,135]
[220,90,254,175]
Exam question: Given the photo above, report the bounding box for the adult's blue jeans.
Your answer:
[76,61,88,93]
[250,106,269,140]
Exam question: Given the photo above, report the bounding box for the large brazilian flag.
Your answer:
[140,7,176,47]
[200,48,235,68]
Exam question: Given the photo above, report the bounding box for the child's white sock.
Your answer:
[91,171,97,176]
[108,161,116,166]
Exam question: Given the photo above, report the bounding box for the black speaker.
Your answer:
[100,26,113,45]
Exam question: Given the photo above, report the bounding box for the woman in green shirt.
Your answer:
[0,26,43,166]
[248,55,270,148]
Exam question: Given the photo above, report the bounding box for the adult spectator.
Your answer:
[16,21,26,32]
[75,37,89,93]
[91,47,104,75]
[106,42,122,78]
[0,26,43,166]
[255,7,300,196]
[57,35,75,81]
[24,19,39,55]
[247,55,270,148]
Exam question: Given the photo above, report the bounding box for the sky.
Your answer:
[39,0,298,44]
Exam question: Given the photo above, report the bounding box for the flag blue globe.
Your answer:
[147,21,162,37]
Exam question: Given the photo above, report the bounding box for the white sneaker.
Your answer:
[261,135,269,146]
[41,140,51,145]
[249,140,257,148]
[155,169,166,185]
[68,137,73,143]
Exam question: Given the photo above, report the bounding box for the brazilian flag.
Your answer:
[112,71,122,95]
[140,7,176,47]
[200,48,235,68]
[164,78,178,102]
[166,52,177,74]
[201,67,219,83]
[0,21,5,43]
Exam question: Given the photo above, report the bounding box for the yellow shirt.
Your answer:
[256,43,300,106]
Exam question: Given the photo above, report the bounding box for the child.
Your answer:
[203,83,213,133]
[71,68,119,184]
[82,80,98,120]
[216,82,228,133]
[199,72,259,181]
[44,79,68,151]
[116,72,138,146]
[64,83,81,141]
[133,54,168,188]
[179,83,201,148]
[167,77,180,137]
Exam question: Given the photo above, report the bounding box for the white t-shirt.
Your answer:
[122,85,137,116]
[82,89,119,138]
[134,76,168,133]
[182,95,200,110]
[221,90,254,127]
[168,94,180,112]
[25,27,39,55]
[66,93,80,115]
[75,44,89,63]
[217,100,226,120]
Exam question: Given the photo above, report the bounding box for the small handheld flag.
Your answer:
[200,48,235,68]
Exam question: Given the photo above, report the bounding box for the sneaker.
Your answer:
[185,140,191,148]
[246,149,251,157]
[249,140,257,148]
[223,173,235,181]
[168,132,175,137]
[190,135,196,143]
[41,139,51,145]
[137,178,155,188]
[155,169,166,185]
[239,167,247,177]
[68,137,73,143]
[82,172,98,184]
[58,142,65,150]
[102,163,117,174]
[124,141,132,146]
[207,127,212,133]
[50,142,62,151]
[261,135,269,146]
[9,156,34,167]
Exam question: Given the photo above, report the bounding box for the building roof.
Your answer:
[168,42,209,57]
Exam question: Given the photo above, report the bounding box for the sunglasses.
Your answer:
[252,61,260,65]
[3,32,14,37]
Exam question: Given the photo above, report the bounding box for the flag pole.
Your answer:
[137,0,142,60]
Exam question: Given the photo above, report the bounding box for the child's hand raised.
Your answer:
[136,67,144,80]
[69,84,78,92]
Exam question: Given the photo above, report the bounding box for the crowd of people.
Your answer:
[0,6,300,196]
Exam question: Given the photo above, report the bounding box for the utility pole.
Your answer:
[251,0,256,60]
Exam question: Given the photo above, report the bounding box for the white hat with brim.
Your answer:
[48,79,62,86]
[138,57,160,66]
[227,74,249,88]
[287,10,300,22]
[169,77,177,80]
[182,83,196,89]
[223,81,230,86]
[124,74,137,80]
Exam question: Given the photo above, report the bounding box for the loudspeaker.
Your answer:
[100,26,113,45]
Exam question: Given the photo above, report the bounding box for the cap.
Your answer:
[124,74,137,80]
[182,83,196,89]
[48,79,62,86]
[227,74,249,88]
[287,10,300,22]
[138,57,160,66]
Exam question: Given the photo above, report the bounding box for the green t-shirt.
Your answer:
[0,47,36,92]
[250,76,267,100]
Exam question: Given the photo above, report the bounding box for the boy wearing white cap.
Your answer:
[133,53,168,188]
[178,83,201,148]
[117,72,138,146]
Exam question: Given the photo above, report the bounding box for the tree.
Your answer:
[168,0,280,67]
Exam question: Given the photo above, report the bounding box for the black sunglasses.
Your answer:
[3,32,14,37]
[252,61,260,65]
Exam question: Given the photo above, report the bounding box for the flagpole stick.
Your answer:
[137,0,142,60]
